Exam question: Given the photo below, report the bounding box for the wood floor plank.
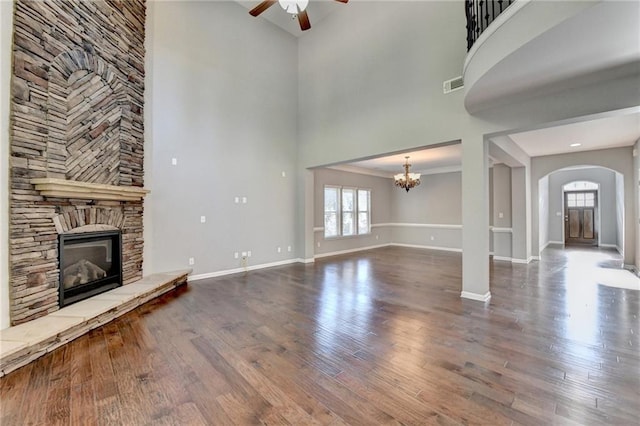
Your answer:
[1,246,638,425]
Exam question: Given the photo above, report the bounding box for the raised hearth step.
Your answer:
[0,269,190,377]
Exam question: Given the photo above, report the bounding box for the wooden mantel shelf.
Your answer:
[30,178,149,201]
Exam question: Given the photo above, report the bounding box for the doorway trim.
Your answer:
[562,183,600,246]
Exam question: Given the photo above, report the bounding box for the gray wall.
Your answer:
[313,168,392,255]
[531,147,635,264]
[145,1,299,275]
[616,172,625,253]
[390,171,462,253]
[546,168,617,246]
[391,172,462,224]
[492,164,512,258]
[539,176,550,251]
[635,138,640,267]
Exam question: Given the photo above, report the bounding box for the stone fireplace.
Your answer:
[8,0,147,326]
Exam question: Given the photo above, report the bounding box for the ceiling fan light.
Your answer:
[278,0,308,14]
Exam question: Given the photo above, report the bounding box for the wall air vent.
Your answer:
[443,76,464,94]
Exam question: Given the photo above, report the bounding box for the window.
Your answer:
[563,181,598,191]
[567,191,595,208]
[324,186,370,238]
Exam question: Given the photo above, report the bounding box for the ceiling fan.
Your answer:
[249,0,348,31]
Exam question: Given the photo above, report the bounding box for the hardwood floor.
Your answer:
[1,246,638,425]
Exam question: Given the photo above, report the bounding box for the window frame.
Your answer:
[323,185,341,238]
[324,185,371,239]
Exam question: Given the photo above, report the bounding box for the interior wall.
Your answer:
[547,168,617,246]
[391,171,462,224]
[491,164,512,258]
[615,172,625,253]
[0,0,13,330]
[297,1,478,170]
[538,175,550,252]
[146,1,299,276]
[635,139,640,268]
[510,167,529,261]
[391,171,463,251]
[531,147,635,264]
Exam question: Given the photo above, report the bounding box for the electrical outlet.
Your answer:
[277,247,281,253]
[281,171,286,177]
[234,197,239,204]
[498,212,504,219]
[200,215,206,223]
[234,252,239,259]
[247,251,252,257]
[242,252,247,257]
[317,242,320,247]
[242,197,247,204]
[375,235,379,240]
[287,246,291,252]
[430,236,435,241]
[171,158,178,166]
[188,257,195,265]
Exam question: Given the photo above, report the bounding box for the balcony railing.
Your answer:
[466,0,515,51]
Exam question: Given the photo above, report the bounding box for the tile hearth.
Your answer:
[0,269,190,377]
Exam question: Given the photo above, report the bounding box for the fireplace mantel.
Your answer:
[30,178,149,201]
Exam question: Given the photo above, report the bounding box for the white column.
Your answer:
[298,168,315,263]
[461,134,490,301]
[510,167,527,262]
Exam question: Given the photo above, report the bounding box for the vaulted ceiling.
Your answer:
[234,1,640,174]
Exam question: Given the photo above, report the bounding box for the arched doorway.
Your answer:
[538,166,624,256]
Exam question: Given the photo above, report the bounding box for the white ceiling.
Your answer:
[344,144,463,177]
[236,0,345,36]
[509,112,640,158]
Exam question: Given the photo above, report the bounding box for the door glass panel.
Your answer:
[567,193,576,207]
[569,210,580,238]
[585,193,595,207]
[583,209,594,239]
[576,193,585,207]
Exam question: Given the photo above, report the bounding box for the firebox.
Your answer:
[58,230,122,307]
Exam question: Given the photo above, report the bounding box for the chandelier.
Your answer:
[394,156,421,192]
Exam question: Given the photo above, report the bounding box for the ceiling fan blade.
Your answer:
[297,6,311,31]
[249,0,277,17]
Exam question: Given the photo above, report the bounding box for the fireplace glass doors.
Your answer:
[59,230,122,307]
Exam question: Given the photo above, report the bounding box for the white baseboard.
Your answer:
[460,291,491,302]
[188,258,301,281]
[390,243,462,253]
[548,240,563,245]
[529,256,539,262]
[511,258,530,264]
[492,255,512,262]
[314,243,391,259]
[299,258,315,264]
